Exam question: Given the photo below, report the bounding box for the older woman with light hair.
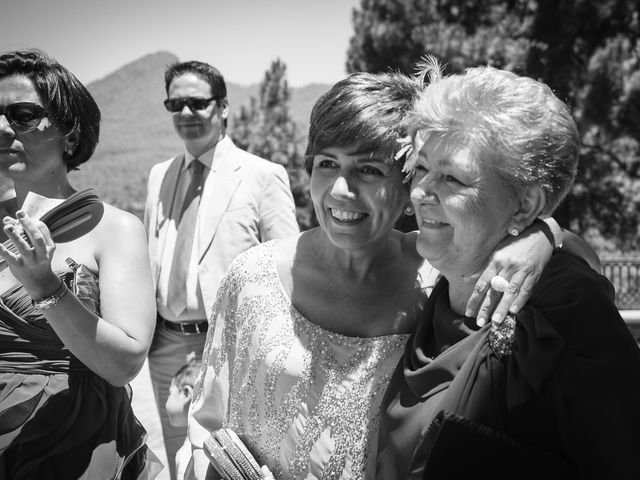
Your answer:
[185,69,601,480]
[376,64,640,480]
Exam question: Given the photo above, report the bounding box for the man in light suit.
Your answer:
[143,60,299,479]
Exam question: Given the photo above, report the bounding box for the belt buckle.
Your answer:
[178,320,204,335]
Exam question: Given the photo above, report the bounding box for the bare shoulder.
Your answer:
[92,203,146,245]
[270,234,303,294]
[82,203,150,275]
[100,203,143,228]
[271,235,300,267]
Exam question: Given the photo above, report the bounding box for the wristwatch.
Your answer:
[32,280,68,311]
[539,216,563,251]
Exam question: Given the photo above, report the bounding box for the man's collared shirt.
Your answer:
[156,143,217,322]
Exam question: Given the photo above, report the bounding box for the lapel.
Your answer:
[151,155,183,282]
[198,138,242,261]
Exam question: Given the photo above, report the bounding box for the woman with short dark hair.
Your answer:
[187,71,591,480]
[0,49,158,479]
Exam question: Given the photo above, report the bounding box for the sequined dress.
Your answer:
[190,241,417,480]
[0,264,158,479]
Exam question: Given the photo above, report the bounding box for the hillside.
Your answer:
[60,51,330,217]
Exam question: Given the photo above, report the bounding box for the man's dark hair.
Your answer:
[164,60,227,101]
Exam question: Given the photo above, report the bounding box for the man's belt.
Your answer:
[157,314,208,335]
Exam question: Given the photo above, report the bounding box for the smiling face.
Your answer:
[310,146,408,252]
[0,75,68,184]
[167,73,227,156]
[410,135,518,278]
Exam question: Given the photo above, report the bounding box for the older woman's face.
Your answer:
[310,146,408,252]
[410,135,517,277]
[0,75,66,181]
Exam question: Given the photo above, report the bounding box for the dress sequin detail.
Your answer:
[195,241,410,480]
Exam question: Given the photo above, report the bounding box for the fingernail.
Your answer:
[492,314,505,324]
[465,308,473,317]
[476,317,486,327]
[16,210,25,219]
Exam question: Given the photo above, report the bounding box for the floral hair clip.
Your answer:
[394,136,415,184]
[396,130,426,183]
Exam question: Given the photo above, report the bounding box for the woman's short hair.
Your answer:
[0,49,101,171]
[304,72,422,175]
[410,65,579,215]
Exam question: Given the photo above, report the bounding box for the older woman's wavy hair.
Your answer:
[0,49,101,171]
[304,71,422,175]
[408,59,579,215]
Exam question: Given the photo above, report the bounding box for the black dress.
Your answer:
[0,264,160,479]
[376,252,640,480]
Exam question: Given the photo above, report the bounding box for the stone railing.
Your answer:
[601,257,640,311]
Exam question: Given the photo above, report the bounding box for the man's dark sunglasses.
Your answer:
[0,102,48,133]
[163,96,218,113]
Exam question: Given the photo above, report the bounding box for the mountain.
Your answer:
[65,51,331,217]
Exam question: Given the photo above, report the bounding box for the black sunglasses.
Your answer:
[0,102,49,133]
[163,96,218,113]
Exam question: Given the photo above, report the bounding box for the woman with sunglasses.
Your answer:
[0,50,158,479]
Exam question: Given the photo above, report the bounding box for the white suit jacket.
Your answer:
[144,136,299,321]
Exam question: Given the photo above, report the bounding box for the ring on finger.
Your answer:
[506,283,519,295]
[490,275,510,293]
[20,245,35,255]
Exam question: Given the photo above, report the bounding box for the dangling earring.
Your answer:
[509,227,519,237]
[64,144,75,158]
[404,204,415,216]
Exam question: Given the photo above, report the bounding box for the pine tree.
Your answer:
[230,59,317,230]
[347,0,640,251]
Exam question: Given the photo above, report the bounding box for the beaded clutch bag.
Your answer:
[204,429,262,480]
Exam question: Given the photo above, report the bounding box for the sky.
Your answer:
[0,0,361,87]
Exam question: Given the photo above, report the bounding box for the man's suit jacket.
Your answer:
[144,136,299,320]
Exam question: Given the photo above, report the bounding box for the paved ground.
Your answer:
[130,360,170,480]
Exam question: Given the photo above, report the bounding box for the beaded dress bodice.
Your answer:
[193,241,414,480]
